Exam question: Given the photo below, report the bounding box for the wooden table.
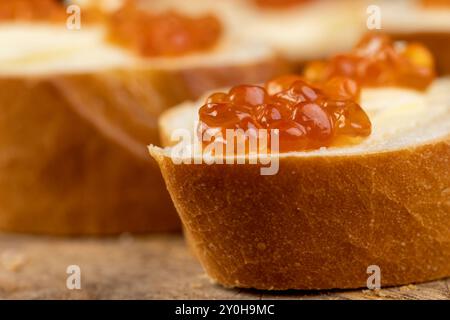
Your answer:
[0,233,448,300]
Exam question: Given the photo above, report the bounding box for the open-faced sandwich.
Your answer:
[151,34,450,290]
[0,0,284,234]
[127,0,365,68]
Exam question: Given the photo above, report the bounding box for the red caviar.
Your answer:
[304,33,435,90]
[198,75,371,153]
[0,0,66,21]
[254,0,313,8]
[107,1,222,57]
[421,0,450,7]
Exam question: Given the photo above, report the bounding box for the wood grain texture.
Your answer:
[0,234,448,300]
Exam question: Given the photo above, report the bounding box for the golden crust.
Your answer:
[151,138,450,289]
[0,75,175,234]
[0,56,286,235]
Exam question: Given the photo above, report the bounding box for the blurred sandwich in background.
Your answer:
[0,0,284,235]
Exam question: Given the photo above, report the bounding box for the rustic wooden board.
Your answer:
[0,233,448,300]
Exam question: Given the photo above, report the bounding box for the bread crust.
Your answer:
[151,137,450,290]
[0,56,285,235]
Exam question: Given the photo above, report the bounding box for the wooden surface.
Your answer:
[0,233,448,300]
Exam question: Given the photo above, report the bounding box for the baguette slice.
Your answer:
[150,79,450,290]
[0,19,285,235]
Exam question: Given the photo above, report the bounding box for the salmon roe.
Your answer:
[107,1,222,57]
[198,76,371,153]
[304,33,435,91]
[421,0,450,7]
[254,0,313,8]
[0,0,66,21]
